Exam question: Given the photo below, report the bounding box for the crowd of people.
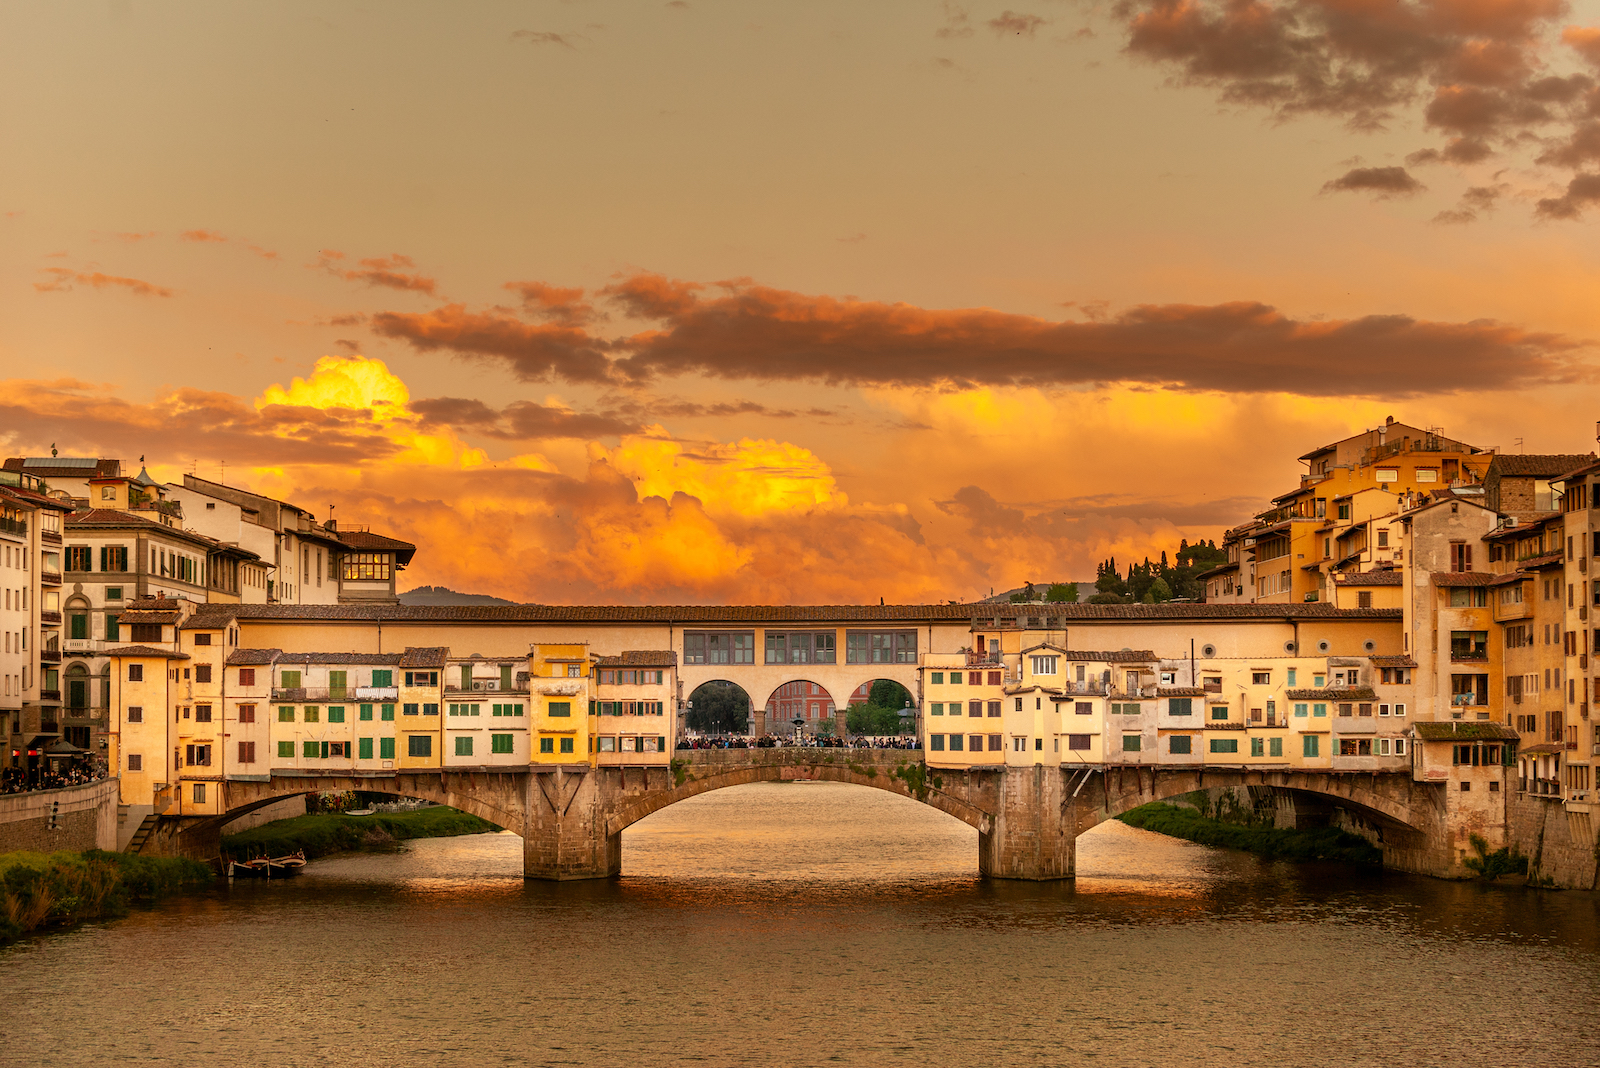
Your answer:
[677,734,921,751]
[0,759,108,795]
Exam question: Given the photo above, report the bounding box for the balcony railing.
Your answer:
[40,610,60,625]
[40,570,61,586]
[0,517,26,537]
[271,687,363,702]
[964,651,1001,667]
[38,689,60,703]
[40,527,60,544]
[40,646,61,664]
[444,682,529,695]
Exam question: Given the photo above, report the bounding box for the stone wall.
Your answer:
[1507,793,1599,889]
[0,779,118,855]
[219,794,307,835]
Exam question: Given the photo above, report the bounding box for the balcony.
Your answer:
[38,689,60,703]
[40,644,60,664]
[355,685,400,700]
[964,651,1001,667]
[1248,715,1287,728]
[444,682,528,695]
[40,527,59,545]
[272,687,361,702]
[0,517,26,538]
[40,570,61,587]
[39,610,60,625]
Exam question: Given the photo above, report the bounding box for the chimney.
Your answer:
[1386,415,1395,426]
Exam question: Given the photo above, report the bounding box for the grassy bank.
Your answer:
[221,806,500,861]
[0,850,212,945]
[1117,802,1383,866]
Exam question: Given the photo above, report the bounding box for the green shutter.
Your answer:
[328,706,345,723]
[358,737,373,759]
[360,703,373,721]
[281,670,301,689]
[549,701,571,717]
[302,740,319,758]
[329,670,347,696]
[371,669,392,687]
[278,706,295,722]
[303,705,319,723]
[559,737,574,754]
[381,703,395,721]
[455,736,473,757]
[1270,738,1283,757]
[380,737,395,759]
[277,740,293,758]
[1303,735,1319,758]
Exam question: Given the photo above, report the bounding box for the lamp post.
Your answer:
[792,716,805,745]
[898,702,916,748]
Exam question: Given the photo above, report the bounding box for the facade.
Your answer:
[0,474,71,777]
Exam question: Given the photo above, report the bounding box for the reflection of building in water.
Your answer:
[767,680,835,723]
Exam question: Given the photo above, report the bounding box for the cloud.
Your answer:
[1321,165,1426,197]
[315,251,438,295]
[511,30,586,48]
[1535,172,1600,218]
[180,229,227,243]
[1108,0,1600,214]
[1431,182,1508,223]
[936,4,973,38]
[503,280,597,324]
[369,272,1588,398]
[179,228,279,259]
[411,396,639,439]
[989,11,1045,37]
[33,268,174,297]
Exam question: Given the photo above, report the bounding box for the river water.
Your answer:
[5,782,1599,1067]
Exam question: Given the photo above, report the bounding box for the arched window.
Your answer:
[64,662,90,710]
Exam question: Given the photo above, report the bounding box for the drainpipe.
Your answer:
[1189,638,1195,689]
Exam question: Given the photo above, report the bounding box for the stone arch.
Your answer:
[685,679,753,734]
[759,679,838,731]
[605,759,989,840]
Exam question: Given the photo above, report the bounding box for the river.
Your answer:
[5,782,1599,1067]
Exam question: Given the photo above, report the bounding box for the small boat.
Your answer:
[227,851,307,879]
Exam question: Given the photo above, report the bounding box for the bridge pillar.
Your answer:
[522,766,617,880]
[978,766,1075,881]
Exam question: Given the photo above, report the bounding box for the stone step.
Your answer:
[124,814,158,855]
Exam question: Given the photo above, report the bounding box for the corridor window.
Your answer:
[684,631,755,665]
[845,630,917,664]
[764,631,837,664]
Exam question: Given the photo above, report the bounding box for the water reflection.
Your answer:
[5,782,1599,1068]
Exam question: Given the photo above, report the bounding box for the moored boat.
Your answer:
[227,851,307,878]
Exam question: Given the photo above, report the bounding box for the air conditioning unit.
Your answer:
[472,681,485,691]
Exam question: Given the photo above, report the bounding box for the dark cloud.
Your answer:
[1321,165,1426,197]
[373,272,1588,398]
[1535,172,1600,219]
[315,251,437,295]
[989,11,1045,37]
[410,396,637,439]
[1110,0,1600,215]
[503,280,597,325]
[511,30,585,48]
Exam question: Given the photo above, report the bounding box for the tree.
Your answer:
[685,682,749,733]
[1095,558,1127,598]
[1045,582,1078,603]
[846,680,914,735]
[1149,577,1173,603]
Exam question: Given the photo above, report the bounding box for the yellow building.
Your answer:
[529,643,590,764]
[396,647,446,768]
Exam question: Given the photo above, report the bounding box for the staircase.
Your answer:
[124,814,158,855]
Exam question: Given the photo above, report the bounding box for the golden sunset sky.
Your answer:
[3,0,1599,603]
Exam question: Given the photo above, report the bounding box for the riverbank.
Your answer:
[1117,802,1383,866]
[221,806,500,861]
[0,850,212,945]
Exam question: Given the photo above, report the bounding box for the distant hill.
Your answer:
[979,581,1095,604]
[399,585,518,607]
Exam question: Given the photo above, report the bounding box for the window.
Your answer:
[558,737,574,753]
[1450,631,1489,660]
[342,552,393,580]
[683,631,756,665]
[1250,737,1264,757]
[193,633,212,647]
[280,670,302,689]
[548,701,571,718]
[1358,591,1373,608]
[985,701,1001,717]
[128,664,143,682]
[380,737,395,759]
[491,734,514,754]
[403,703,419,716]
[1068,734,1091,751]
[1168,698,1192,716]
[930,734,946,751]
[969,734,985,752]
[1169,735,1191,755]
[408,735,432,757]
[1031,655,1059,675]
[967,699,982,717]
[194,704,212,723]
[455,736,474,757]
[106,613,120,642]
[239,668,256,686]
[193,784,206,804]
[1251,672,1270,685]
[1210,705,1229,720]
[1313,703,1327,717]
[303,740,320,759]
[360,703,373,721]
[69,612,89,639]
[423,703,438,716]
[948,734,964,751]
[127,706,143,723]
[127,753,142,771]
[382,703,395,721]
[988,734,1002,751]
[1286,668,1297,687]
[1077,701,1094,715]
[845,630,918,664]
[1376,467,1398,483]
[1303,735,1320,758]
[238,741,256,764]
[1394,703,1406,717]
[328,705,345,723]
[65,546,91,571]
[304,706,320,723]
[277,740,294,758]
[931,703,944,716]
[1209,738,1239,754]
[107,586,122,600]
[358,738,374,759]
[931,671,945,685]
[763,631,837,664]
[403,671,439,687]
[1270,738,1283,757]
[539,737,554,754]
[372,669,393,687]
[1123,735,1142,752]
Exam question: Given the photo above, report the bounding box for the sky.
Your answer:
[2,0,1599,604]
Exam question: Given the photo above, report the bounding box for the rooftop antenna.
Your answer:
[50,442,56,457]
[1514,437,1524,454]
[219,459,226,484]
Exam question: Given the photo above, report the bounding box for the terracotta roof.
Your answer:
[399,646,449,667]
[0,484,73,512]
[1062,650,1157,663]
[1433,572,1492,587]
[1195,563,1238,579]
[1369,655,1418,668]
[225,649,283,666]
[274,652,404,665]
[1517,742,1566,755]
[104,644,190,659]
[66,509,220,550]
[1287,687,1378,700]
[336,529,417,564]
[1158,687,1207,697]
[1413,722,1519,741]
[180,602,1403,625]
[4,457,120,479]
[1516,552,1564,571]
[1488,453,1594,478]
[117,609,182,624]
[1336,571,1402,586]
[595,650,678,668]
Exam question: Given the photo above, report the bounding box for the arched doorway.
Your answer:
[762,680,838,738]
[846,679,915,736]
[685,680,752,736]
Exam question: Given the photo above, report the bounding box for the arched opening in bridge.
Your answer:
[685,680,752,735]
[763,680,837,738]
[845,679,915,736]
[620,780,979,880]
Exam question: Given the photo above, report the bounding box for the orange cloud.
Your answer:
[315,251,438,295]
[179,228,278,258]
[33,268,174,297]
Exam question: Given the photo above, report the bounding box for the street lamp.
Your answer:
[898,701,916,747]
[792,716,805,744]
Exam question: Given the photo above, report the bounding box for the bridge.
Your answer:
[139,749,1462,879]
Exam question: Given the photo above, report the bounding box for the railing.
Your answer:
[40,570,61,586]
[0,517,26,537]
[38,690,60,703]
[40,645,60,664]
[1248,715,1286,727]
[272,687,355,701]
[40,527,60,544]
[1449,651,1488,662]
[40,610,60,625]
[964,651,1001,667]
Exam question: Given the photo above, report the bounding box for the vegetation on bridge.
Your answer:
[222,806,500,862]
[0,850,211,945]
[1117,802,1382,866]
